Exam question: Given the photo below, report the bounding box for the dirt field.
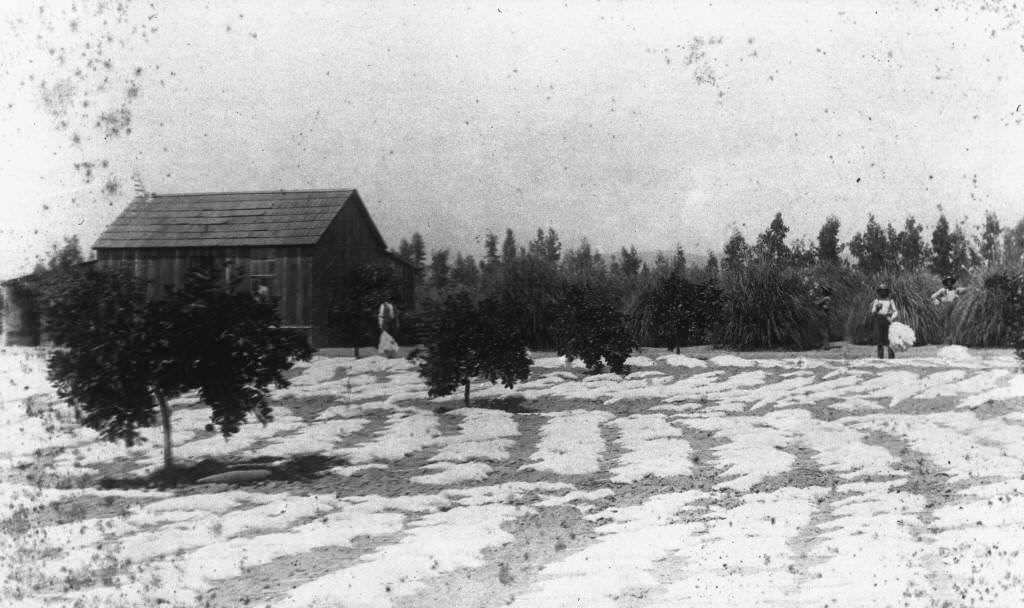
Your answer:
[3,343,1024,607]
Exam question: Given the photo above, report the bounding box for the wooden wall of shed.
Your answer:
[95,246,314,331]
[311,198,392,347]
[1,282,41,346]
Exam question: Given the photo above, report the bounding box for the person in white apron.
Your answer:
[870,284,898,359]
[377,301,399,357]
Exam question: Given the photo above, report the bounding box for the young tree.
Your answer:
[816,215,843,264]
[417,292,532,405]
[46,267,312,471]
[553,285,637,374]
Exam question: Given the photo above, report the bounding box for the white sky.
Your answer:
[2,0,1023,278]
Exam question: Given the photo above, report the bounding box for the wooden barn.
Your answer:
[93,189,416,347]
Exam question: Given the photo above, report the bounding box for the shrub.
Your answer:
[417,291,532,405]
[947,266,1024,347]
[844,270,943,346]
[802,263,863,342]
[714,260,827,350]
[554,285,637,373]
[46,267,312,470]
[639,273,722,352]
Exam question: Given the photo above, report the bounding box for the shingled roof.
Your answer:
[93,189,373,249]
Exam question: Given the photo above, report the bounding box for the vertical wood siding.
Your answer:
[96,245,314,331]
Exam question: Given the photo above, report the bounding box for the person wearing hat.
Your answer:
[930,275,965,305]
[870,284,898,359]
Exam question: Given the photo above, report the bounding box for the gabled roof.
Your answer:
[93,189,369,249]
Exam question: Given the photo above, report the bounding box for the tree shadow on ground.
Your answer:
[436,394,536,415]
[98,453,347,489]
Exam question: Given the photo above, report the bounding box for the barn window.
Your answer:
[249,257,276,298]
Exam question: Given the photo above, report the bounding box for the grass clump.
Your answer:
[713,260,827,350]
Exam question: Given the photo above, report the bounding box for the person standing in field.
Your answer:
[931,275,966,305]
[870,284,898,359]
[377,300,400,357]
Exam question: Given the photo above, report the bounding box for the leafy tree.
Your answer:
[848,214,888,274]
[46,267,312,471]
[755,212,791,261]
[722,230,749,271]
[329,263,400,357]
[978,211,1002,265]
[553,285,637,374]
[417,292,532,405]
[816,215,843,264]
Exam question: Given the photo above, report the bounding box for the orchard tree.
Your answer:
[46,267,312,471]
[417,292,532,405]
[553,285,637,374]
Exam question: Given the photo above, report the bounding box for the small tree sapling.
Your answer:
[417,292,532,405]
[553,285,637,374]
